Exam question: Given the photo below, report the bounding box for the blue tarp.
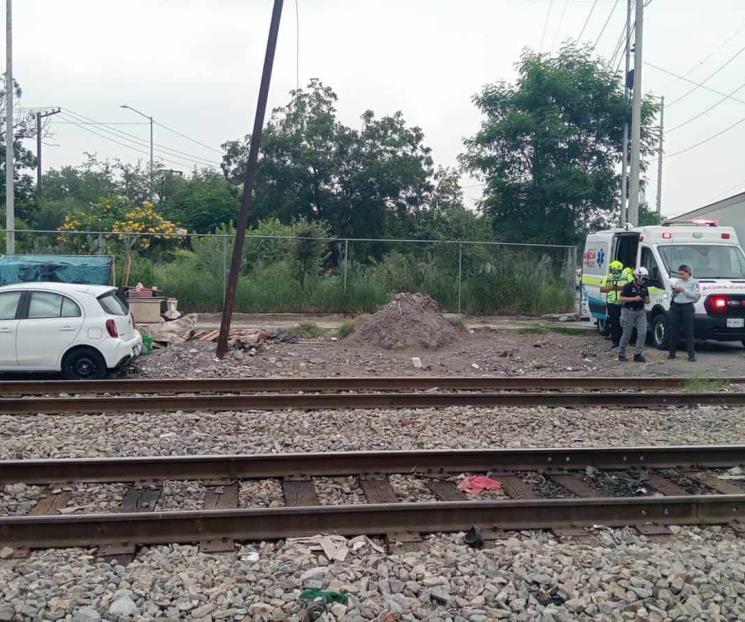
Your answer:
[0,255,113,286]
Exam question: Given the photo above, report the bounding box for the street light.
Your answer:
[120,104,154,196]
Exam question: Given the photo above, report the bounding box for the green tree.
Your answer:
[290,218,331,288]
[462,45,659,246]
[0,76,37,225]
[164,170,239,233]
[221,80,435,241]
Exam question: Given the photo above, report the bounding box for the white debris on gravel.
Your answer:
[240,479,284,508]
[2,405,745,460]
[388,475,437,503]
[1,528,744,621]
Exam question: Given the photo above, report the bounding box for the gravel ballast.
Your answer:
[3,404,745,620]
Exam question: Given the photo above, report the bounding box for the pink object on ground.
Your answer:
[457,475,503,495]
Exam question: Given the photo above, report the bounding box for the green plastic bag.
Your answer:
[142,334,154,355]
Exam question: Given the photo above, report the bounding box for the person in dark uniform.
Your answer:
[618,267,650,363]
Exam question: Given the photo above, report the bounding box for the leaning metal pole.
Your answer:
[216,0,284,359]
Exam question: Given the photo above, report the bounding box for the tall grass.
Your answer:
[145,242,574,315]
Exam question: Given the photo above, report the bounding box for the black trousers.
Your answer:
[607,304,622,346]
[668,302,695,356]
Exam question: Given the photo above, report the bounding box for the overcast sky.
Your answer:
[8,0,745,220]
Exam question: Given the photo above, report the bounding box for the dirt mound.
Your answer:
[348,292,465,350]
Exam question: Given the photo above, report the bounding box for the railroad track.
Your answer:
[0,376,740,414]
[0,375,740,395]
[2,445,745,554]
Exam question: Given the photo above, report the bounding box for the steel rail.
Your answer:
[0,391,743,415]
[2,496,744,549]
[0,376,739,396]
[1,445,743,484]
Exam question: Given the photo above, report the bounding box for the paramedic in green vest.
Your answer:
[600,260,633,347]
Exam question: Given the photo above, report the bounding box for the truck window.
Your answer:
[658,245,745,279]
[640,247,663,287]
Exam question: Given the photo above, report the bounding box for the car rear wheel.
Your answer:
[651,313,668,350]
[62,348,107,380]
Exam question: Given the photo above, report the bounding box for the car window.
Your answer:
[640,247,662,285]
[98,292,128,316]
[61,297,82,318]
[0,292,21,320]
[28,292,64,319]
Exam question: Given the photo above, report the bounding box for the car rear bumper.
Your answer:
[105,330,143,369]
[694,315,745,341]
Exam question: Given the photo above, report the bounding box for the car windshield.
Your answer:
[98,291,128,316]
[658,244,745,279]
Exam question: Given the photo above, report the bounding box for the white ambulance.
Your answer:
[580,222,745,348]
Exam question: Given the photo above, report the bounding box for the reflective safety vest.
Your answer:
[602,268,633,305]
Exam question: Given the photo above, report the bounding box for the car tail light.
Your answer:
[722,232,731,239]
[106,319,119,338]
[705,295,729,314]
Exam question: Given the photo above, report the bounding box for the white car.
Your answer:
[0,282,142,379]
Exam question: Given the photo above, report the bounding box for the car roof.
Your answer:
[0,282,115,296]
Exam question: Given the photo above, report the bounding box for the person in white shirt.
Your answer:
[667,264,700,362]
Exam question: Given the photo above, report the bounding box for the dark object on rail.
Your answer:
[464,526,484,548]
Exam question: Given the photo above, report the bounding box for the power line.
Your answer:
[646,62,745,106]
[152,120,222,154]
[539,0,554,54]
[61,108,219,167]
[667,42,745,107]
[295,0,300,90]
[551,0,569,52]
[666,79,745,134]
[591,0,619,52]
[577,0,599,40]
[664,115,745,159]
[678,18,745,81]
[57,114,200,170]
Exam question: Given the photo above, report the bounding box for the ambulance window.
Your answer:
[640,247,662,286]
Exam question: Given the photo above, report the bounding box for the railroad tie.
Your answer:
[97,486,162,565]
[200,482,239,554]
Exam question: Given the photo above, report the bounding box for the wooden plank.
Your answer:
[30,492,71,515]
[500,475,539,500]
[201,482,239,553]
[98,487,161,564]
[6,492,72,559]
[386,531,424,553]
[360,477,399,504]
[282,479,319,507]
[428,479,466,501]
[550,474,600,498]
[689,472,745,495]
[646,473,689,496]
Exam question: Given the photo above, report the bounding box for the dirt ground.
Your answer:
[135,322,745,379]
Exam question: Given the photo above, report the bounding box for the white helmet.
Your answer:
[634,267,649,280]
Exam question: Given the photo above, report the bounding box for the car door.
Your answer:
[0,291,22,367]
[16,291,84,369]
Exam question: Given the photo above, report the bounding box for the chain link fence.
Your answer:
[8,229,577,315]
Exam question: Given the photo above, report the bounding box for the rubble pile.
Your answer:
[348,292,465,350]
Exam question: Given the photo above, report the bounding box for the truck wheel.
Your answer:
[596,318,610,336]
[62,348,107,380]
[651,313,668,350]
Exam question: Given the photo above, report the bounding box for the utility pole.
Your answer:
[627,0,644,226]
[216,0,284,359]
[655,95,664,218]
[35,108,61,197]
[121,104,154,197]
[619,0,632,227]
[5,0,14,254]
